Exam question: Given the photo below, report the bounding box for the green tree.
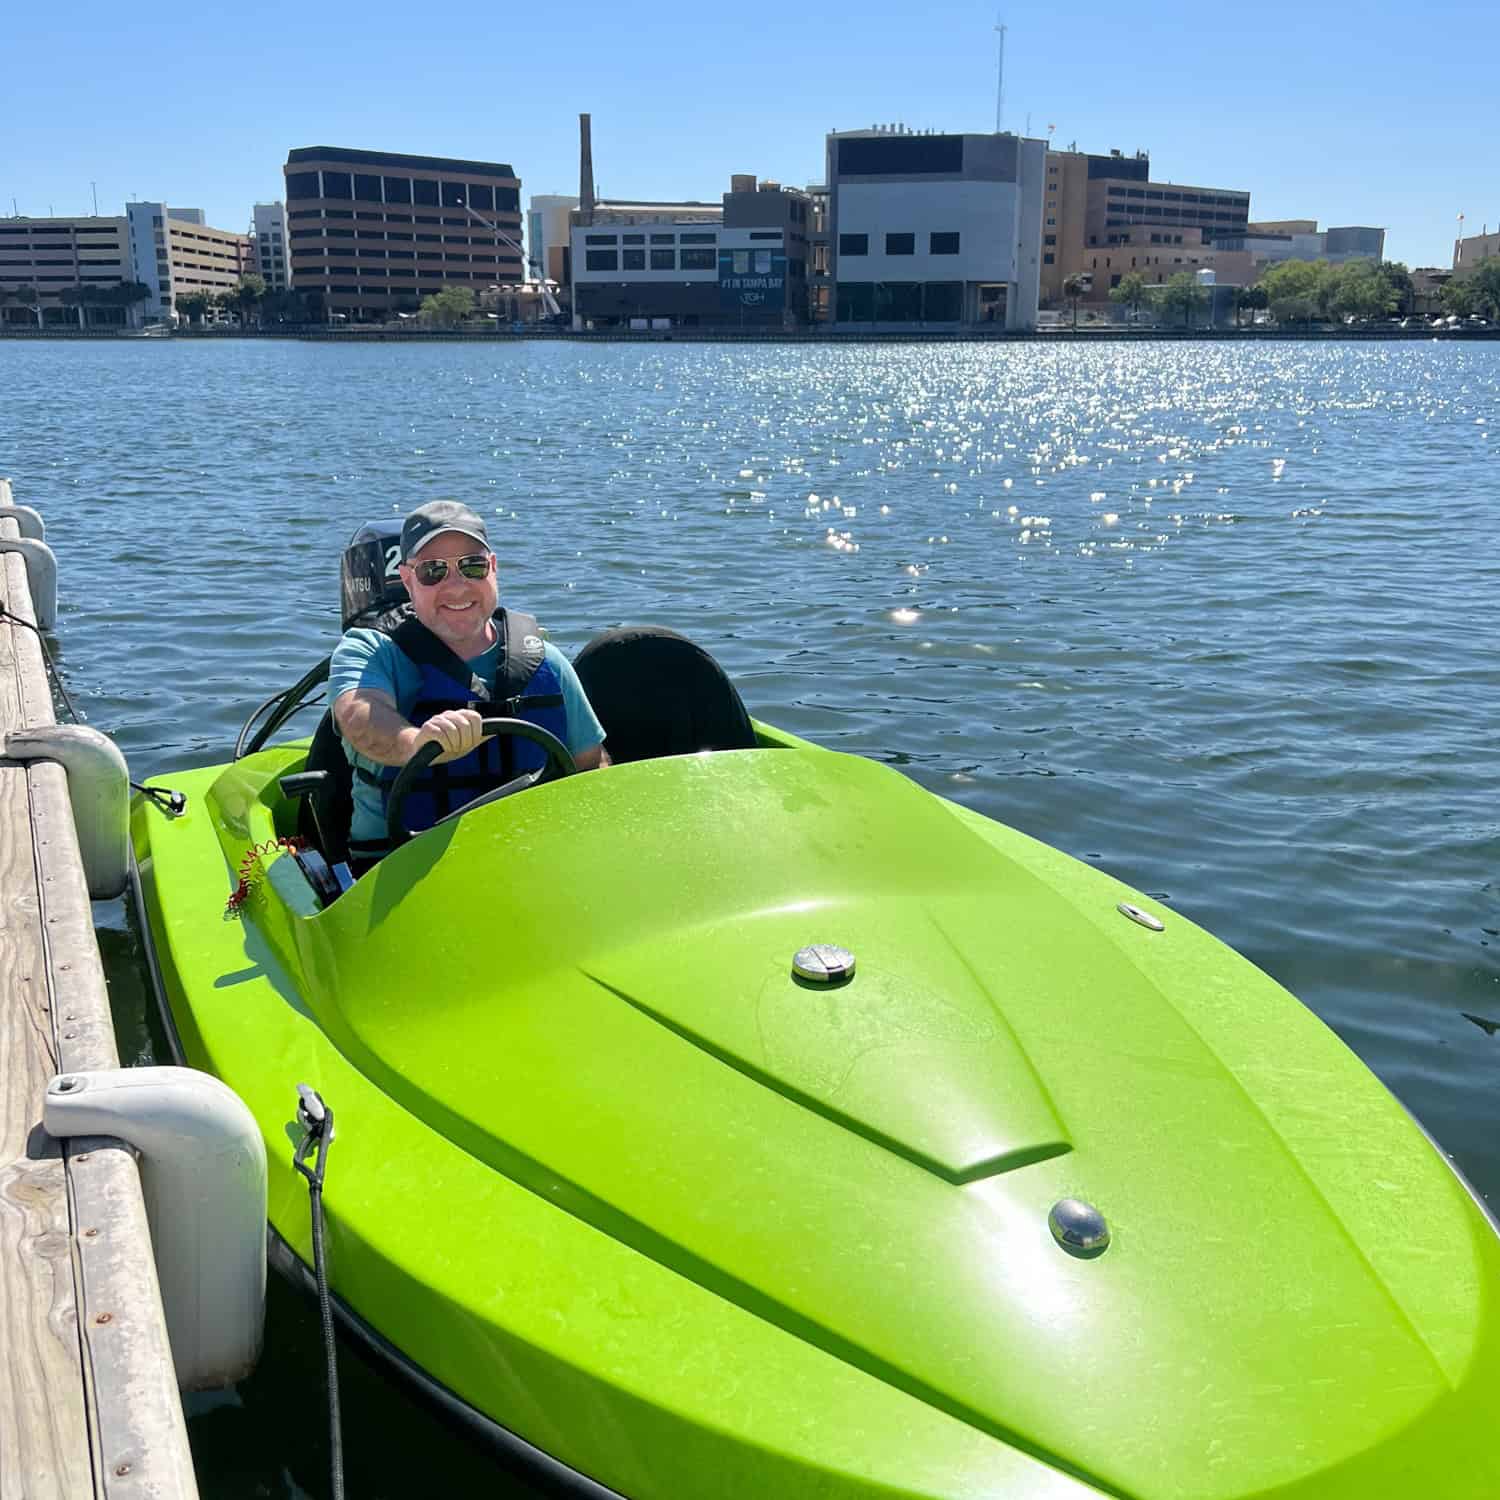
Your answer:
[1440,279,1476,319]
[1467,258,1500,321]
[1157,271,1207,328]
[261,287,315,324]
[1330,260,1398,323]
[13,285,43,328]
[231,272,266,327]
[59,284,92,329]
[1109,272,1149,320]
[1258,260,1333,325]
[108,281,153,326]
[1061,273,1089,330]
[419,285,476,327]
[1379,261,1415,318]
[1235,285,1269,328]
[175,290,212,325]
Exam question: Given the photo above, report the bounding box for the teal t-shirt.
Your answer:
[329,627,605,846]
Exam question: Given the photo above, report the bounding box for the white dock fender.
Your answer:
[0,503,46,540]
[4,723,130,898]
[44,1066,268,1390]
[0,534,58,629]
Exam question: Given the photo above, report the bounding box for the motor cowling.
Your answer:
[341,522,410,632]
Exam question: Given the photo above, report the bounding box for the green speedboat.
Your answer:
[130,532,1500,1500]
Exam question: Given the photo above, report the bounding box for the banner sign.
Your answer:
[719,249,786,311]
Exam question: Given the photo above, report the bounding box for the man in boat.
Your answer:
[330,499,608,865]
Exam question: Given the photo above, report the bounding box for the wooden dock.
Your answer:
[0,477,197,1497]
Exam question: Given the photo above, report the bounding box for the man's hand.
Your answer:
[414,708,486,764]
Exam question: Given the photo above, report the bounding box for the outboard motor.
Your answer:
[340,522,411,633]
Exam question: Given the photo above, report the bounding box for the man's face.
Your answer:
[398,531,499,649]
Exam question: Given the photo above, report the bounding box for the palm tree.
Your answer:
[111,281,153,328]
[13,285,43,328]
[175,290,212,326]
[1062,274,1089,330]
[1235,285,1268,329]
[232,273,266,328]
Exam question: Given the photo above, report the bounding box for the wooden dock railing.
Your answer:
[0,477,198,1498]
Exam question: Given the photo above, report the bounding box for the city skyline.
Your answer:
[6,0,1496,271]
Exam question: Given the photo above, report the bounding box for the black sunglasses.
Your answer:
[408,553,490,587]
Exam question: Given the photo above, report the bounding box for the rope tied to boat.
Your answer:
[293,1084,345,1500]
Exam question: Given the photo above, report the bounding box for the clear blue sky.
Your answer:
[8,0,1496,269]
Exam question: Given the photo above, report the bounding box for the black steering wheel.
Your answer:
[385,717,577,849]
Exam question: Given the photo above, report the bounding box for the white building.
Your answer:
[1214,221,1387,270]
[252,202,290,290]
[127,203,253,321]
[826,128,1046,331]
[527,194,578,292]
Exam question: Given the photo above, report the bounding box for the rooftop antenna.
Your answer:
[91,180,98,215]
[994,15,1006,133]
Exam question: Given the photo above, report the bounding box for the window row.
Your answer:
[286,171,519,213]
[1106,187,1247,206]
[288,209,518,229]
[309,270,505,285]
[584,248,719,272]
[294,248,520,265]
[836,282,964,321]
[839,232,960,257]
[582,231,718,246]
[289,230,518,251]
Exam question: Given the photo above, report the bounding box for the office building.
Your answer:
[252,202,291,290]
[1077,225,1254,301]
[570,178,811,330]
[826,127,1045,330]
[126,203,254,321]
[1040,148,1251,305]
[283,146,523,321]
[1454,228,1500,273]
[0,215,134,325]
[1213,221,1387,270]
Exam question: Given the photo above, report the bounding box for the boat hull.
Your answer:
[130,731,1500,1500]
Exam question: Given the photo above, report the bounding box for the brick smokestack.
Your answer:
[579,113,595,226]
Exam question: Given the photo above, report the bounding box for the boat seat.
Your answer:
[289,708,356,867]
[573,626,756,765]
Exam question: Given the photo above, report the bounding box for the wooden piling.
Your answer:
[0,478,197,1497]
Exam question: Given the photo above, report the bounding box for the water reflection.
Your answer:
[10,337,1500,1493]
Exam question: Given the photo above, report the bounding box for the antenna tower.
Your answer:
[994,16,1006,133]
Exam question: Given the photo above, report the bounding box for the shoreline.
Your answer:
[2,325,1496,344]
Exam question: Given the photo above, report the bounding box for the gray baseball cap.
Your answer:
[400,500,489,561]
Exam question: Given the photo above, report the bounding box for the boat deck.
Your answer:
[0,477,196,1497]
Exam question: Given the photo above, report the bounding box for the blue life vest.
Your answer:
[357,607,567,841]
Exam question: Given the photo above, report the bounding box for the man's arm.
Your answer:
[574,744,610,771]
[333,688,486,766]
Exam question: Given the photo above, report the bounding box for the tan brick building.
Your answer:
[1040,148,1251,306]
[1454,229,1500,273]
[284,146,523,321]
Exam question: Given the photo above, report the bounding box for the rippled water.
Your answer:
[5,338,1499,1496]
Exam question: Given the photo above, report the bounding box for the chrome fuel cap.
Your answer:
[792,944,856,984]
[1049,1198,1111,1254]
